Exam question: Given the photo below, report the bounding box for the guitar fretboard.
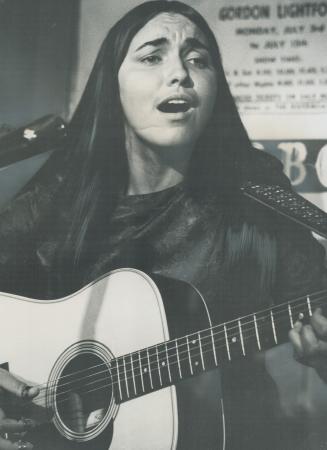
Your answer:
[110,291,326,404]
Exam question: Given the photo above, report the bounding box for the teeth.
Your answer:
[168,99,187,104]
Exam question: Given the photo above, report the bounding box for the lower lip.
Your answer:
[157,107,193,120]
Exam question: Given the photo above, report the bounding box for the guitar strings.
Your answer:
[33,311,326,413]
[32,286,327,393]
[34,291,327,411]
[29,291,327,408]
[30,289,327,400]
[37,296,313,399]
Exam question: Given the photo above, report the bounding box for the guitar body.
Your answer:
[0,269,224,450]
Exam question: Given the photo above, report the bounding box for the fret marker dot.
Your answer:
[144,368,148,373]
[298,313,304,320]
[195,361,199,366]
[232,337,237,343]
[192,340,196,345]
[162,362,166,366]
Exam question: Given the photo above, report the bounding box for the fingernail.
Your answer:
[20,417,36,429]
[21,385,32,399]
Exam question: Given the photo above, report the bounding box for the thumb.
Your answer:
[0,369,39,399]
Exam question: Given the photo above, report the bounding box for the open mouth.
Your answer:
[157,99,192,114]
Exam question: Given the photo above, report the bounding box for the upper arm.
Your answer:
[275,223,327,302]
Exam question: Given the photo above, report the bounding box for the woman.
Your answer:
[0,1,326,449]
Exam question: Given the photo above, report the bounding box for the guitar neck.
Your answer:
[110,289,327,404]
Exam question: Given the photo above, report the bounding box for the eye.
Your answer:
[140,54,162,65]
[187,56,208,69]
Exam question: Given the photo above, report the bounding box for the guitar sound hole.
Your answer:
[55,352,112,434]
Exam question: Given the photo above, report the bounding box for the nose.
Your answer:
[166,54,192,87]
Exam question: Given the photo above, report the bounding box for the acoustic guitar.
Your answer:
[0,269,325,449]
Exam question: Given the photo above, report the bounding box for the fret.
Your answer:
[110,359,119,403]
[170,341,180,383]
[253,311,271,349]
[186,336,193,375]
[253,314,261,351]
[167,340,181,384]
[255,305,293,351]
[288,303,294,328]
[224,324,231,361]
[150,345,163,389]
[154,342,173,386]
[156,346,163,387]
[307,296,312,316]
[200,330,218,370]
[115,358,123,401]
[237,316,263,356]
[139,347,160,393]
[130,354,137,396]
[138,351,145,393]
[210,327,218,366]
[186,334,206,375]
[165,343,172,383]
[270,311,278,344]
[131,352,144,396]
[175,339,182,379]
[238,320,245,356]
[146,349,153,390]
[123,356,130,399]
[198,332,205,370]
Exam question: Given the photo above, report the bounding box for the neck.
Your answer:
[125,129,193,195]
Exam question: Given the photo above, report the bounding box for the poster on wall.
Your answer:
[198,0,327,139]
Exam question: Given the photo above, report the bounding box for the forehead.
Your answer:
[128,12,207,50]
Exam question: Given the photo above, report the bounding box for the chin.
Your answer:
[146,129,197,149]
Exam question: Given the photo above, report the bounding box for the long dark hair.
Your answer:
[54,0,253,266]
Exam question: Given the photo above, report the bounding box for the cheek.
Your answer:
[204,74,217,107]
[119,72,154,126]
[197,79,217,123]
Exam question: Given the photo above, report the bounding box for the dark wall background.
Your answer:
[0,0,79,128]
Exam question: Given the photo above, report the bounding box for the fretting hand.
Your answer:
[289,307,327,382]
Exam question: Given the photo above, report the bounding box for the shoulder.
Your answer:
[243,148,290,188]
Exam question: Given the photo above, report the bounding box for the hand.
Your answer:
[0,368,39,450]
[289,307,327,382]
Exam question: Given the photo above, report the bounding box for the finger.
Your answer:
[289,321,304,357]
[299,324,327,360]
[0,371,39,400]
[299,324,319,358]
[0,418,36,434]
[310,308,327,340]
[0,436,33,450]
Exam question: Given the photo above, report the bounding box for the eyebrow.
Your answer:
[135,37,210,52]
[135,37,167,52]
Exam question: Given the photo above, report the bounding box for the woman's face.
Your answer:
[118,13,217,151]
